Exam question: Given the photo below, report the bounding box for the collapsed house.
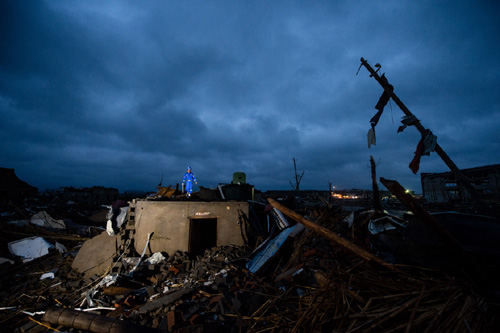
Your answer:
[72,199,250,280]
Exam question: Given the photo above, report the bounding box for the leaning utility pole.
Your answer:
[359,58,482,201]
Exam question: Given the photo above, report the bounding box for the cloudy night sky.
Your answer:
[1,1,499,194]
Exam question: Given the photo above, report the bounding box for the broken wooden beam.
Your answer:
[138,288,192,314]
[267,198,396,271]
[370,156,382,212]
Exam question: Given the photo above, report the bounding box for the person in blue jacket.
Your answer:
[182,166,197,197]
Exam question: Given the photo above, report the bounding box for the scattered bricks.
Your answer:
[176,263,186,275]
[107,305,125,318]
[102,286,135,296]
[169,265,180,275]
[139,288,192,314]
[151,317,160,329]
[209,295,223,304]
[229,285,239,294]
[167,310,177,332]
[124,295,138,307]
[303,248,320,257]
[243,281,255,289]
[189,313,202,325]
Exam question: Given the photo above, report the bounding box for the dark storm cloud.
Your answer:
[1,1,499,193]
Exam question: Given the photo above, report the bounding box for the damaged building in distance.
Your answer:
[421,164,500,203]
[62,186,119,205]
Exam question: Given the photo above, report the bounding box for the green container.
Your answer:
[232,172,246,184]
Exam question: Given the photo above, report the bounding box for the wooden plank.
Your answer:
[267,198,396,271]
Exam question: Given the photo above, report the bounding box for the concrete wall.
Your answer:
[132,201,248,255]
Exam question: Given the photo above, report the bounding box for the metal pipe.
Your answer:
[42,307,158,333]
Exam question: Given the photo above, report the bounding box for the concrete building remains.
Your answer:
[421,164,500,203]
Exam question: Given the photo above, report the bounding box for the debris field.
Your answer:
[1,190,499,333]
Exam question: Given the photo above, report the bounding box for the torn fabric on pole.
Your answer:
[409,130,438,174]
[370,73,394,127]
[367,126,376,148]
[397,115,418,133]
[367,73,393,149]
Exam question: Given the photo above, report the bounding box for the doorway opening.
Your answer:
[189,218,217,256]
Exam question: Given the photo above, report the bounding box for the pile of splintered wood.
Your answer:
[245,199,493,332]
[249,261,490,332]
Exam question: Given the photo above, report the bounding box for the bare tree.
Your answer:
[289,157,305,191]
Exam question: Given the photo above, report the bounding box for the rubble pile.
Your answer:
[245,209,491,332]
[0,197,498,332]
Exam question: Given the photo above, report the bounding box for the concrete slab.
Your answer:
[72,231,118,278]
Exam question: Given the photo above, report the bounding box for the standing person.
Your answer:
[182,166,197,198]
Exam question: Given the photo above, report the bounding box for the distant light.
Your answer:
[405,189,410,194]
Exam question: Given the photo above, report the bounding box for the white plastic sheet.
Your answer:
[8,236,54,263]
[145,252,166,265]
[106,206,128,236]
[31,211,66,229]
